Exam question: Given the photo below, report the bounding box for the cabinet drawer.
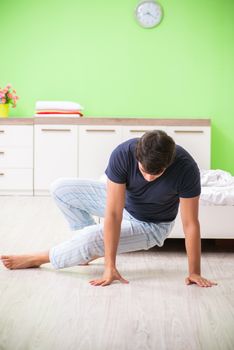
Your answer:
[0,147,33,168]
[0,125,33,147]
[0,168,33,191]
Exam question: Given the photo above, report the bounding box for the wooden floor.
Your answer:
[0,196,233,350]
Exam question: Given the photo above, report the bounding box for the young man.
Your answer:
[0,130,217,288]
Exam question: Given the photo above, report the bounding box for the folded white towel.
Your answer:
[200,169,234,187]
[34,114,82,118]
[35,101,84,111]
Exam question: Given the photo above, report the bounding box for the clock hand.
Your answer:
[145,12,157,19]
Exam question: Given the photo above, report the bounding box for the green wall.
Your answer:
[0,0,233,173]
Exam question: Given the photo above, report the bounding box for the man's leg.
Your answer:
[0,178,107,270]
[0,251,99,269]
[48,215,175,269]
[0,177,175,270]
[0,215,175,270]
[0,217,174,269]
[49,177,107,230]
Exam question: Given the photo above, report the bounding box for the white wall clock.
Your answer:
[135,1,163,28]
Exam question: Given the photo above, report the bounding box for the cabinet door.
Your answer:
[122,125,170,141]
[34,125,78,194]
[167,126,210,169]
[78,125,122,179]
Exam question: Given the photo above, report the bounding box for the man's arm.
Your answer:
[89,179,129,287]
[180,196,217,287]
[104,179,126,268]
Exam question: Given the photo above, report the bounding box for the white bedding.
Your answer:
[200,186,234,205]
[200,169,234,206]
[200,169,233,187]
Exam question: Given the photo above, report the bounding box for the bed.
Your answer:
[170,169,234,239]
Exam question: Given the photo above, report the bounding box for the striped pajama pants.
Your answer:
[48,178,175,269]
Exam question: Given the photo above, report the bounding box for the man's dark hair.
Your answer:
[135,130,176,175]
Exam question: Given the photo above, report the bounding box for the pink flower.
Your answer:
[0,85,18,107]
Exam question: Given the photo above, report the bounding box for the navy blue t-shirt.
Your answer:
[105,138,201,223]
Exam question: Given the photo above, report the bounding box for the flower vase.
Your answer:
[0,104,9,118]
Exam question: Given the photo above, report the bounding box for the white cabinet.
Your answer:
[167,126,210,169]
[78,125,122,179]
[0,125,33,195]
[0,119,211,197]
[34,125,78,195]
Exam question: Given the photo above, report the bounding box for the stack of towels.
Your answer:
[34,101,84,117]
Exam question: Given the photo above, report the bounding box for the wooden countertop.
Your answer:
[0,117,211,126]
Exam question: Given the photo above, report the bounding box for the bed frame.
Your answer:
[170,205,234,239]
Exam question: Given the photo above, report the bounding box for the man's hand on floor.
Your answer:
[185,273,218,287]
[89,266,129,287]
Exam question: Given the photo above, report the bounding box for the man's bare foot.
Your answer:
[0,252,50,270]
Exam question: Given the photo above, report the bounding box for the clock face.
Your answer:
[135,1,163,28]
